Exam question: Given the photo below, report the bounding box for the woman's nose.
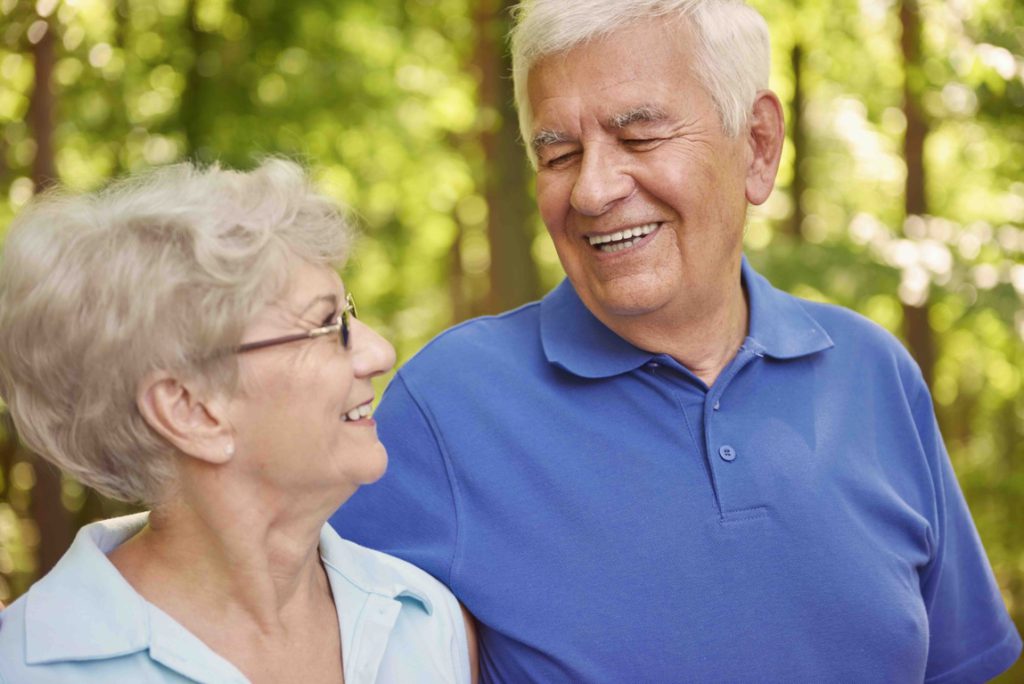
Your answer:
[350,318,396,378]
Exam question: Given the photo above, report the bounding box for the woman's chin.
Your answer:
[342,443,389,489]
[362,447,389,485]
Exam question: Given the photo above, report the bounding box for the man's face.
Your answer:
[528,19,757,327]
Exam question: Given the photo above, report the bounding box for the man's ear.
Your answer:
[136,371,234,465]
[744,89,785,206]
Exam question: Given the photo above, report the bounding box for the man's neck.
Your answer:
[599,280,749,388]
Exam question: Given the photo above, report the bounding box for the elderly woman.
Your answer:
[0,160,475,683]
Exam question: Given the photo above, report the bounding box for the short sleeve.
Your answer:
[330,372,461,587]
[913,386,1023,683]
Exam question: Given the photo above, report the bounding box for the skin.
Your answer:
[529,18,784,386]
[109,260,478,683]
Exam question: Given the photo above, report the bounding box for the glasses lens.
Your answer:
[341,293,357,348]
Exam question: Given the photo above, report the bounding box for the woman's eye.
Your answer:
[320,311,338,326]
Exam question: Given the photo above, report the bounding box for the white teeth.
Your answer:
[344,403,373,421]
[587,222,659,247]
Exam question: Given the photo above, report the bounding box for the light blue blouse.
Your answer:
[0,513,470,683]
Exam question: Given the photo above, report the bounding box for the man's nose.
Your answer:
[569,145,635,216]
[351,319,396,379]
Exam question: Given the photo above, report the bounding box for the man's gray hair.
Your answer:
[0,159,352,504]
[509,0,771,167]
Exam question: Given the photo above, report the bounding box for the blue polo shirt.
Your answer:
[332,258,1021,682]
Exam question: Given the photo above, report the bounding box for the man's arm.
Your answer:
[911,382,1022,682]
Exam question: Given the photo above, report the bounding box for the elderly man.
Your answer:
[333,0,1022,680]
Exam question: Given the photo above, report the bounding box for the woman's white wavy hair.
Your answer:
[0,159,352,505]
[510,0,771,167]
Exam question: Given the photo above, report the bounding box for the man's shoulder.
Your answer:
[795,295,925,387]
[799,297,904,351]
[400,300,544,374]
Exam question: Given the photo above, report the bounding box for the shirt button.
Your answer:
[713,400,721,410]
[719,445,737,462]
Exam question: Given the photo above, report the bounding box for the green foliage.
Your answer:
[0,1,1021,678]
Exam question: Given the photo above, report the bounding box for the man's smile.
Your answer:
[585,221,662,253]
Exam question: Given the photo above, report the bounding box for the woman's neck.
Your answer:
[108,479,336,634]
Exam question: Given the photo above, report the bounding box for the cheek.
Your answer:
[238,360,305,404]
[536,175,572,229]
[239,358,346,418]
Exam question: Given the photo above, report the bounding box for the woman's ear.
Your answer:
[136,371,234,465]
[744,89,785,206]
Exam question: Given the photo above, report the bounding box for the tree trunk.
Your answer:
[27,19,57,190]
[182,0,208,160]
[449,221,470,323]
[787,42,806,239]
[898,0,935,388]
[0,413,15,508]
[473,0,541,314]
[110,0,130,174]
[27,16,73,576]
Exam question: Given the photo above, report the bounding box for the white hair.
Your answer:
[509,0,771,167]
[0,159,352,504]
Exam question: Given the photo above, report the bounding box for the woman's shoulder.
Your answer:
[320,524,472,683]
[319,523,459,612]
[0,513,221,683]
[0,595,29,682]
[0,513,160,683]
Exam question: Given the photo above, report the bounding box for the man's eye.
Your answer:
[320,311,338,326]
[543,151,578,168]
[623,138,661,149]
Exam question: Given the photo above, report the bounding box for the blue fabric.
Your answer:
[332,258,1022,683]
[0,513,470,684]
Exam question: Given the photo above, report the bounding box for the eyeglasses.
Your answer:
[234,293,358,354]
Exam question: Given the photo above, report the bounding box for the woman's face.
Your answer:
[226,259,396,501]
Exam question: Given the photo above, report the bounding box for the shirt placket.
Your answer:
[703,344,765,520]
[345,594,402,684]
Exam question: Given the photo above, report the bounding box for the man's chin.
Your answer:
[575,277,673,321]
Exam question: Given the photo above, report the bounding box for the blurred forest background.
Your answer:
[0,0,1021,677]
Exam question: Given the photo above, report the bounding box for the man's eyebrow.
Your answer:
[531,129,573,153]
[530,105,669,152]
[607,105,669,129]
